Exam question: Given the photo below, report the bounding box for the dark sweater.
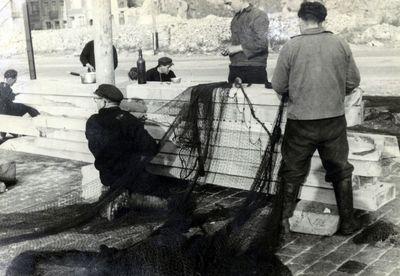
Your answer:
[85,107,158,187]
[80,40,118,70]
[146,67,176,82]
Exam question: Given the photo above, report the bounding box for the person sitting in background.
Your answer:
[146,57,176,82]
[80,40,118,72]
[0,69,40,140]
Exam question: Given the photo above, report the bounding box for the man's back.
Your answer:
[85,107,158,186]
[272,28,360,120]
[0,82,15,114]
[80,40,118,70]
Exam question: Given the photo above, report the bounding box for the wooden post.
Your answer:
[93,0,115,85]
[151,0,159,55]
[22,1,36,80]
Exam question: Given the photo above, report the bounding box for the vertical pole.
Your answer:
[151,0,159,55]
[93,0,115,85]
[22,1,36,80]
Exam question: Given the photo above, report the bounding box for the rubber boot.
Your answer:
[333,177,362,235]
[281,181,301,234]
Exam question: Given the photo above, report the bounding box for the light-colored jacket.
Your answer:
[272,27,360,120]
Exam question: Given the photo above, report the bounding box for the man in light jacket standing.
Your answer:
[272,1,361,235]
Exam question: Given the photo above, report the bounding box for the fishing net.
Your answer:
[353,220,400,246]
[2,81,290,275]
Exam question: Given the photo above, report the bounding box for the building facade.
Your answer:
[3,0,135,31]
[23,0,67,30]
[64,0,134,28]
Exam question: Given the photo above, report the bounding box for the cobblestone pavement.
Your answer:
[0,149,399,276]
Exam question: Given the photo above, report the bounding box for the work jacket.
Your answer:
[230,4,269,67]
[272,27,360,120]
[85,107,158,187]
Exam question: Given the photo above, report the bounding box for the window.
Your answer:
[55,21,60,29]
[127,0,136,8]
[118,0,126,8]
[29,2,40,16]
[46,21,52,29]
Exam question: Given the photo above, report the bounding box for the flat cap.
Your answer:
[158,57,173,66]
[94,84,123,103]
[4,69,18,79]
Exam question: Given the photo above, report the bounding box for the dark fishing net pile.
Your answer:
[2,82,290,275]
[353,220,400,246]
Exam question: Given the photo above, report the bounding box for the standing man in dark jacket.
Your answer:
[0,69,40,140]
[272,2,361,235]
[85,84,159,220]
[80,40,118,71]
[222,0,271,87]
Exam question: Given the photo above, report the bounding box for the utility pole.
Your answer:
[151,0,159,55]
[22,1,36,80]
[94,0,115,85]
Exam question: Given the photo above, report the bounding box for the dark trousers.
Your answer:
[279,115,354,185]
[228,65,268,84]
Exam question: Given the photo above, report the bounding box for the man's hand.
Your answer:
[221,44,243,56]
[85,63,95,72]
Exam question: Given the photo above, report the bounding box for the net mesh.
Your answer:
[2,82,290,275]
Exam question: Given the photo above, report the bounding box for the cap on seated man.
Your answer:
[146,57,177,82]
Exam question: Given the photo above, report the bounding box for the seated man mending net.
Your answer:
[86,84,173,220]
[4,81,292,275]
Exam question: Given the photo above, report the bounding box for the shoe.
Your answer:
[333,177,362,235]
[101,190,130,221]
[265,81,273,89]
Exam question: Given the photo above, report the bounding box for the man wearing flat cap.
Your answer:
[0,69,40,140]
[85,84,160,220]
[146,57,177,82]
[272,2,361,235]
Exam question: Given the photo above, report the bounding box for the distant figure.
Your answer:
[80,40,118,72]
[222,0,271,87]
[146,57,176,82]
[0,69,40,140]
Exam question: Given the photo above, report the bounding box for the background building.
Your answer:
[64,0,134,28]
[1,0,137,31]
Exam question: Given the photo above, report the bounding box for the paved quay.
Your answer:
[0,149,399,276]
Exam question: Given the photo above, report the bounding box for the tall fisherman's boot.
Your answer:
[281,181,301,234]
[333,177,362,235]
